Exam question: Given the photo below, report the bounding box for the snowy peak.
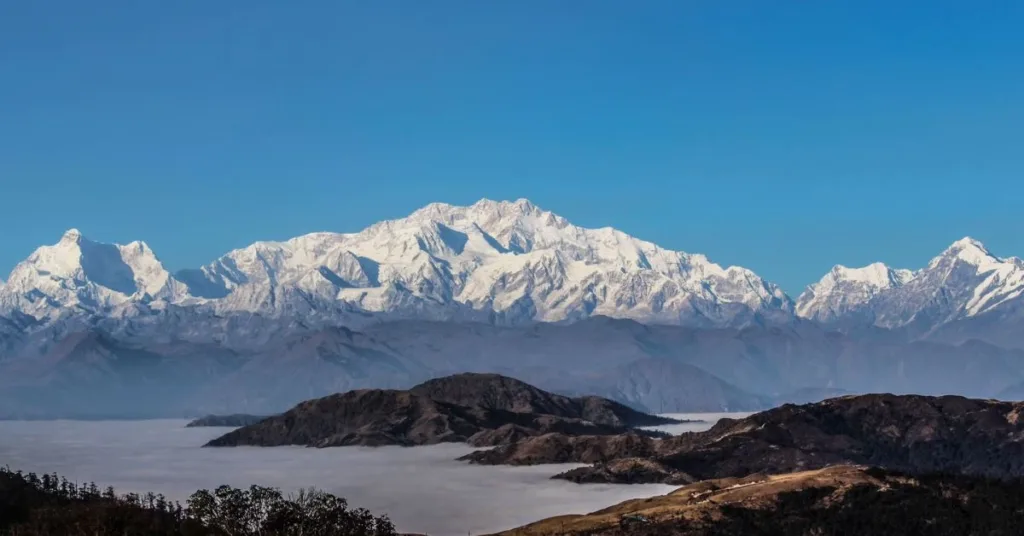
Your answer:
[795,262,913,322]
[798,237,1024,328]
[828,263,914,289]
[935,237,1002,268]
[117,240,181,299]
[410,198,541,221]
[33,228,98,279]
[923,237,1022,288]
[396,198,570,255]
[0,229,184,320]
[5,206,1023,337]
[60,228,84,244]
[28,230,129,284]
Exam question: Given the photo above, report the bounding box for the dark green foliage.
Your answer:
[0,466,396,536]
[187,484,396,535]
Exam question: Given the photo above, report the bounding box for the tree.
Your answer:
[1,466,396,536]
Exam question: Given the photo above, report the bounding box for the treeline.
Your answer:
[0,466,397,536]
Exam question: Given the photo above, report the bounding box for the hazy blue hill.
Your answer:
[3,317,1024,419]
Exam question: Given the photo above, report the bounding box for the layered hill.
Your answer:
[464,393,1024,484]
[204,373,681,448]
[4,317,1024,419]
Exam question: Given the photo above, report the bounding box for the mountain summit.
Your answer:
[0,228,186,322]
[796,236,1024,343]
[0,199,792,329]
[796,262,915,323]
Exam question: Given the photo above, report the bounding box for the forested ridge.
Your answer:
[0,466,396,536]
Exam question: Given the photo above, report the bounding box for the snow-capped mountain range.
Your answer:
[1,199,1022,343]
[795,262,916,322]
[0,199,792,329]
[3,199,1024,418]
[796,237,1024,339]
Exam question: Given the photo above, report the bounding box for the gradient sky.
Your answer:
[1,1,1022,294]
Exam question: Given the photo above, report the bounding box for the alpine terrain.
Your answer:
[796,237,1024,346]
[0,199,792,330]
[2,199,1024,418]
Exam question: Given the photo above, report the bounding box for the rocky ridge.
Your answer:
[463,393,1024,484]
[204,373,682,448]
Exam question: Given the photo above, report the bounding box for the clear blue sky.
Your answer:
[1,1,1022,294]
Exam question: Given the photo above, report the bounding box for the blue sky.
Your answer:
[1,1,1022,294]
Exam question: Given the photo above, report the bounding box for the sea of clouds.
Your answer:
[0,417,743,534]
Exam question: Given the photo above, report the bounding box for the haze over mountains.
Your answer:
[2,199,1024,418]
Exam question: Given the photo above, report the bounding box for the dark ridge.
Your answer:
[185,414,270,427]
[463,393,1024,485]
[204,373,681,448]
[409,372,682,427]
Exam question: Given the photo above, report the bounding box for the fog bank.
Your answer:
[0,418,738,535]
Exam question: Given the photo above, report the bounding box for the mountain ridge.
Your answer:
[463,393,1024,485]
[0,198,793,331]
[4,316,1024,419]
[3,200,1022,347]
[3,199,1024,420]
[796,236,1024,341]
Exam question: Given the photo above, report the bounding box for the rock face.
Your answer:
[464,394,1024,485]
[204,373,681,448]
[185,414,269,427]
[494,465,1024,536]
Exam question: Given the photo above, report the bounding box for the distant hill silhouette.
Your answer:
[205,373,683,448]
